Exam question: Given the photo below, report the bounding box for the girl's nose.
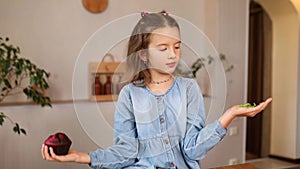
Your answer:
[168,48,177,59]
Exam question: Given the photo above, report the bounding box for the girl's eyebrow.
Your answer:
[156,41,181,46]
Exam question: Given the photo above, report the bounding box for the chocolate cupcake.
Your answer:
[44,132,72,155]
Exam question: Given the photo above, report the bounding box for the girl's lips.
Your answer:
[166,62,176,68]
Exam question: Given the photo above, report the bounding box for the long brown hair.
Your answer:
[126,10,180,86]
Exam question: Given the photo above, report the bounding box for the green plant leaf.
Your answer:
[220,53,226,60]
[208,55,214,64]
[13,123,20,134]
[0,112,5,126]
[226,65,234,72]
[12,123,26,135]
[3,79,11,89]
[0,48,4,56]
[239,103,257,108]
[20,128,26,135]
[2,86,7,92]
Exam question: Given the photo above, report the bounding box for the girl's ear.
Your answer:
[138,50,148,61]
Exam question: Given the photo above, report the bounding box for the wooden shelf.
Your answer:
[90,94,118,102]
[89,61,125,102]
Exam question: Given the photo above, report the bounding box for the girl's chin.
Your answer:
[159,69,175,75]
[149,67,176,75]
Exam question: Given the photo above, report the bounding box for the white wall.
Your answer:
[202,0,249,167]
[256,0,300,159]
[0,0,249,168]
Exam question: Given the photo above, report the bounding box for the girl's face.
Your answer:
[145,26,181,75]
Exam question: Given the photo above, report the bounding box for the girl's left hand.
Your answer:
[219,98,272,128]
[41,144,91,164]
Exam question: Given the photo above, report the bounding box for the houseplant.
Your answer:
[175,53,234,96]
[0,37,52,135]
[175,53,234,78]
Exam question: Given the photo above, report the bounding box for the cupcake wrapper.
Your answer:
[48,145,70,156]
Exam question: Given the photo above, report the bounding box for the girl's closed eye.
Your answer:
[158,46,168,52]
[157,45,180,52]
[175,44,181,50]
[159,48,167,52]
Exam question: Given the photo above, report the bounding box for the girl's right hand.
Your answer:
[41,144,91,164]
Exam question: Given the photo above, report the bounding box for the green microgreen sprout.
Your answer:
[239,103,257,108]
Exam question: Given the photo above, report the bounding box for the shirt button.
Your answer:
[165,139,169,144]
[170,162,176,168]
[160,117,165,123]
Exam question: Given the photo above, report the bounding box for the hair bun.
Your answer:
[141,11,148,17]
[160,10,169,16]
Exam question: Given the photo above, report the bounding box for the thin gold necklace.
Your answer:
[150,75,173,84]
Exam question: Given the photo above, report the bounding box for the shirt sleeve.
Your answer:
[182,80,227,161]
[89,85,138,169]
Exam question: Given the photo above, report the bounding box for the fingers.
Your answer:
[49,147,57,160]
[42,144,73,163]
[265,97,273,103]
[257,98,272,111]
[42,145,55,161]
[262,98,272,109]
[41,144,45,160]
[248,98,272,117]
[42,145,62,162]
[49,147,66,162]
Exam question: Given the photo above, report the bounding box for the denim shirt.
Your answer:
[89,77,227,169]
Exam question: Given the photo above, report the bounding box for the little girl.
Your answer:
[41,11,272,169]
